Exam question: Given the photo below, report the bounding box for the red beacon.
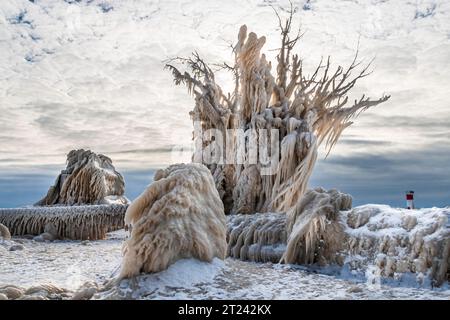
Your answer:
[406,191,415,209]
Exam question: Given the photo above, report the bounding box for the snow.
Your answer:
[105,259,448,300]
[1,206,449,299]
[0,230,125,290]
[100,258,225,300]
[340,205,449,286]
[344,204,449,238]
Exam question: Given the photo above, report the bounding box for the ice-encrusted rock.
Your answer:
[226,192,449,286]
[0,223,11,240]
[282,188,352,265]
[342,205,449,286]
[0,286,24,299]
[36,149,129,206]
[71,282,98,300]
[0,150,129,240]
[120,163,227,279]
[9,244,24,251]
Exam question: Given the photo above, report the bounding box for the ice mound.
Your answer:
[36,149,129,206]
[227,197,449,286]
[342,205,449,286]
[120,163,227,278]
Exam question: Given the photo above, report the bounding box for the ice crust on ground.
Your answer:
[1,206,449,299]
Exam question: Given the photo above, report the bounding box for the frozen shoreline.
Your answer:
[1,229,448,300]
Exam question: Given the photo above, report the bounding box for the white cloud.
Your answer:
[0,0,449,178]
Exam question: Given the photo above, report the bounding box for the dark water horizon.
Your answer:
[0,162,448,209]
[0,169,156,209]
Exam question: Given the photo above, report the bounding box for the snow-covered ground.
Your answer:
[98,258,450,300]
[1,229,448,300]
[0,230,125,290]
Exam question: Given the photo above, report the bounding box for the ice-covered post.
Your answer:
[406,191,415,209]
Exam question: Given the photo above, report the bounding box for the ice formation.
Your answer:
[226,188,352,265]
[0,204,127,240]
[119,163,227,279]
[36,149,129,206]
[0,150,129,240]
[227,201,450,286]
[71,282,99,300]
[166,14,449,286]
[227,212,286,263]
[342,205,449,287]
[282,188,352,265]
[0,223,11,240]
[167,14,390,214]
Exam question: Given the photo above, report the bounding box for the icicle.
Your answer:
[227,212,286,263]
[281,188,352,265]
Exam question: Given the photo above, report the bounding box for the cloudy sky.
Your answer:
[0,0,449,207]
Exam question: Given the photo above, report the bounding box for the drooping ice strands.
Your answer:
[120,163,227,279]
[36,149,129,206]
[227,190,449,287]
[166,16,390,215]
[0,204,127,240]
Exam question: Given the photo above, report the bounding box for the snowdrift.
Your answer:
[120,163,227,279]
[227,190,450,286]
[0,204,127,240]
[97,258,224,300]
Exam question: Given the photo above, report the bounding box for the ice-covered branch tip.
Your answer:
[166,12,390,214]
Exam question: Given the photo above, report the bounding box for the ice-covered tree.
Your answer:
[166,9,390,214]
